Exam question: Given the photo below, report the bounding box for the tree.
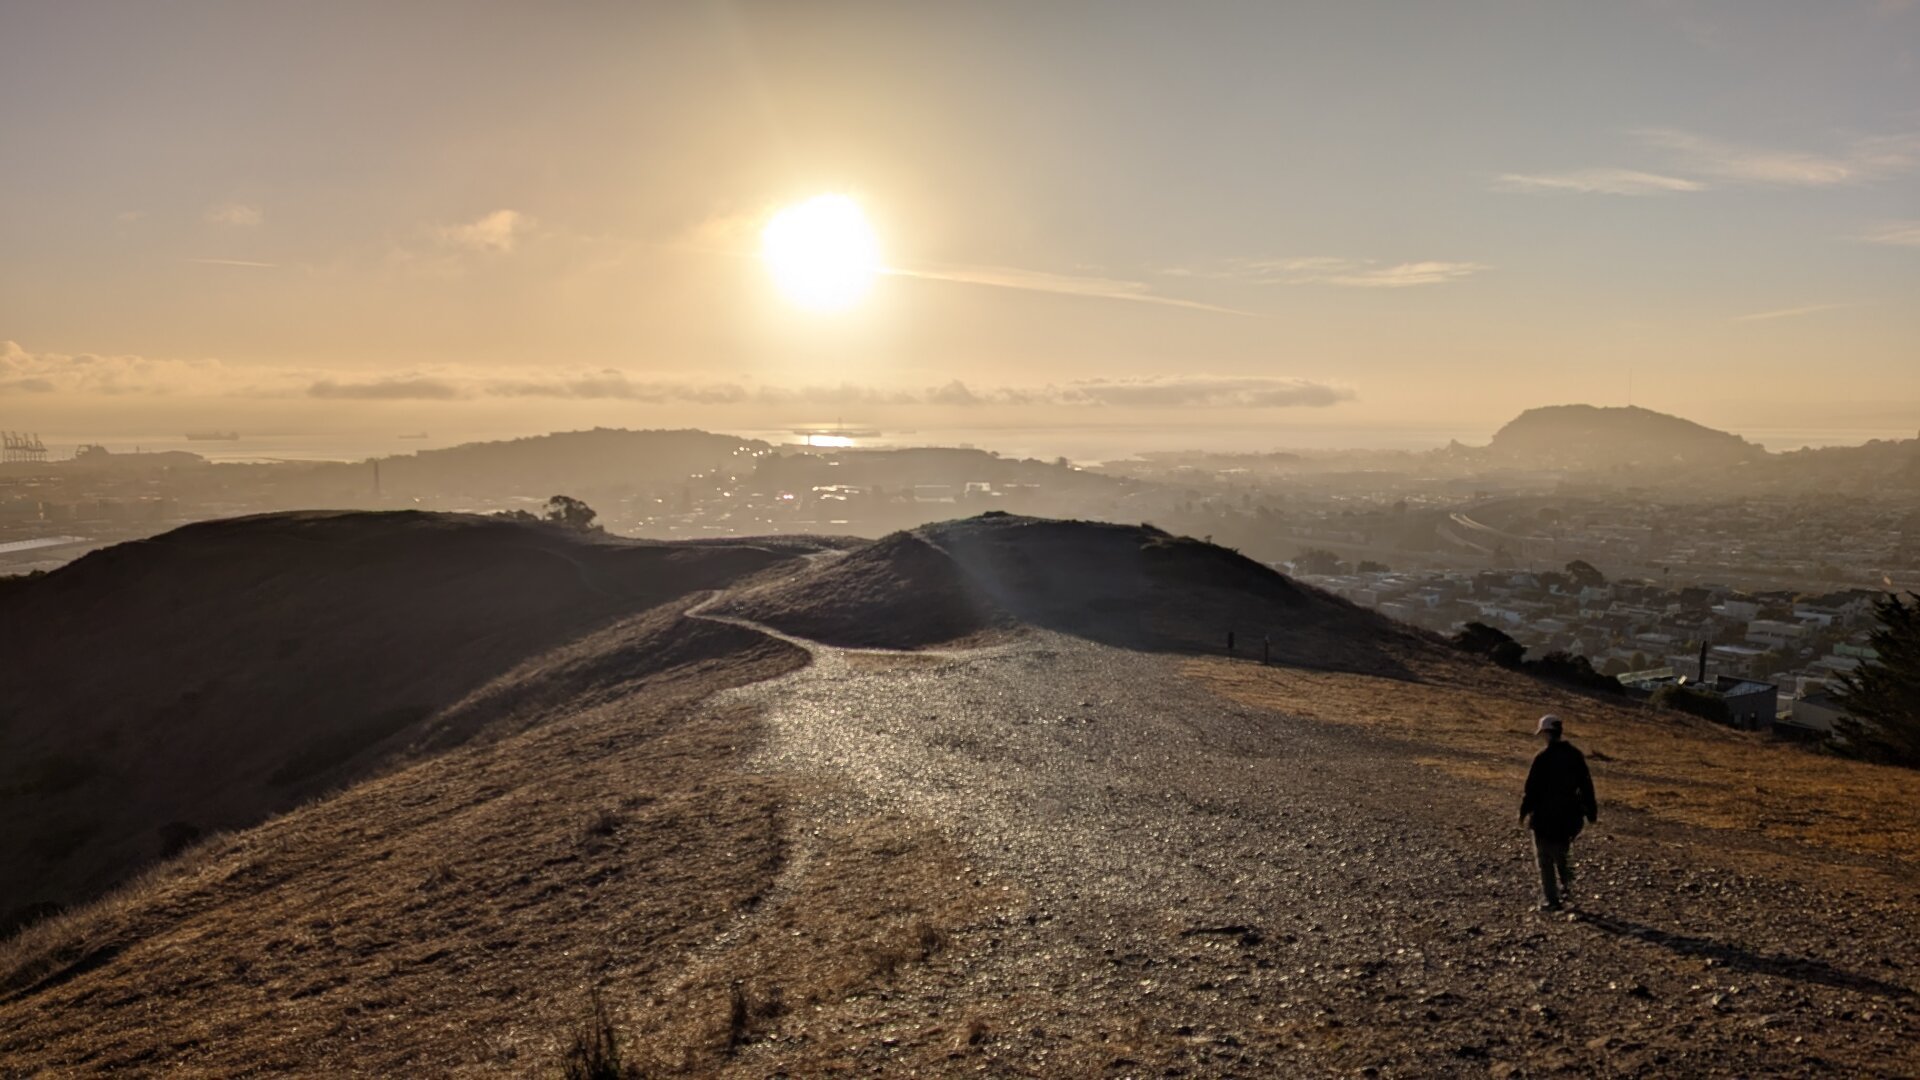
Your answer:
[1292,548,1346,576]
[1651,683,1731,724]
[1356,560,1391,574]
[1453,622,1526,668]
[1565,559,1606,590]
[1531,651,1624,695]
[1835,591,1920,767]
[544,495,602,532]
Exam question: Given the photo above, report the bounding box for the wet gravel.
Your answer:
[697,615,1920,1078]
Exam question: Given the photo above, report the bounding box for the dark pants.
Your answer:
[1533,832,1574,906]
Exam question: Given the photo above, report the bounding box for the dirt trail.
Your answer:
[685,605,1920,1078]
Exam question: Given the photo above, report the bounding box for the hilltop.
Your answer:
[715,512,1421,671]
[1481,404,1766,469]
[2,511,1916,1077]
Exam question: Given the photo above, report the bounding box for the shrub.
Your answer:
[1452,622,1525,668]
[1531,651,1624,695]
[561,991,636,1080]
[1651,684,1730,723]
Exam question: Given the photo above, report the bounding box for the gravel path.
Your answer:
[692,609,1920,1078]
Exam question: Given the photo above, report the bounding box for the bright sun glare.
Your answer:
[761,194,881,312]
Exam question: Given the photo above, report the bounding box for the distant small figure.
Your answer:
[1262,634,1271,665]
[1519,714,1597,912]
[1227,630,1236,654]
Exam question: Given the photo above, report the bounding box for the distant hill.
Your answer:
[248,427,774,505]
[1765,435,1920,492]
[0,510,818,928]
[1483,404,1765,469]
[371,427,770,495]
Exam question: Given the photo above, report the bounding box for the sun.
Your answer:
[761,194,881,312]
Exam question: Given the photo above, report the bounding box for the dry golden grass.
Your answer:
[1184,655,1920,869]
[606,808,996,1076]
[0,607,1002,1077]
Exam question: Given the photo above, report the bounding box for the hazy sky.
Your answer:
[3,1,1917,445]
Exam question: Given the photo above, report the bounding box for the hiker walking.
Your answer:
[1519,714,1597,912]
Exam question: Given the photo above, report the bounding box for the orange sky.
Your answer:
[3,2,1917,446]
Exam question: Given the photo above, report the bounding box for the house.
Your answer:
[1709,675,1779,731]
[1709,643,1770,679]
[1745,619,1807,649]
[1619,671,1778,732]
[1792,605,1843,628]
[1782,692,1850,738]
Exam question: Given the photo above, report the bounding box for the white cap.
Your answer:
[1536,714,1564,734]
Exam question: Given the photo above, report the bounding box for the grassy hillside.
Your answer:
[716,512,1429,673]
[0,511,812,930]
[3,512,1914,1076]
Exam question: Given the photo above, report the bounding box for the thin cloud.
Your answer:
[1498,129,1919,196]
[6,341,1351,412]
[887,263,1257,316]
[1493,169,1707,196]
[308,377,461,400]
[439,209,530,253]
[1731,302,1858,323]
[1185,257,1488,288]
[1861,220,1920,246]
[1,341,247,397]
[481,372,1351,409]
[1635,128,1866,187]
[1322,261,1489,288]
[489,373,751,404]
[205,202,263,227]
[186,257,279,268]
[1055,375,1353,408]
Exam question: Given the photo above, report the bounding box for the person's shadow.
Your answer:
[1576,911,1913,999]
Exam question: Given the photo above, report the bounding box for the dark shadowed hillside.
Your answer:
[0,510,816,928]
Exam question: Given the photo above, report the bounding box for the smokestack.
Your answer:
[1698,640,1708,684]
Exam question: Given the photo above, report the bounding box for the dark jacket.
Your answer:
[1521,740,1597,842]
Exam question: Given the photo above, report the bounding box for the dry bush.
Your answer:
[580,807,623,843]
[561,990,638,1080]
[865,918,949,979]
